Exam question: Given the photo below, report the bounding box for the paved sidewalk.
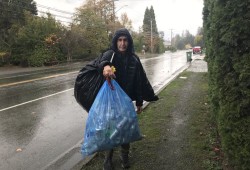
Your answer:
[187,59,207,72]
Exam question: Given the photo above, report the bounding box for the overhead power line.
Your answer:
[3,0,75,15]
[36,4,74,15]
[1,1,73,21]
[1,1,145,30]
[0,8,72,25]
[0,8,110,30]
[38,11,72,20]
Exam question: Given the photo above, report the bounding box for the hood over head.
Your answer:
[111,28,134,54]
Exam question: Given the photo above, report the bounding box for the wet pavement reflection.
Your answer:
[142,51,187,87]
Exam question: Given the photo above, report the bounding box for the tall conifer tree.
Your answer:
[149,6,158,34]
[142,6,160,53]
[142,7,151,32]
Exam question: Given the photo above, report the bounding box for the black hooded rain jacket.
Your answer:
[98,28,158,106]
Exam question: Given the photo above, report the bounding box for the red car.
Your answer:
[193,46,202,54]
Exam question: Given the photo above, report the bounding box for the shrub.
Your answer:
[203,0,250,169]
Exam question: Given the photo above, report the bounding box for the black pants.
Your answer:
[120,143,130,153]
[105,143,130,160]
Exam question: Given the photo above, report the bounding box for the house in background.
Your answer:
[163,40,171,48]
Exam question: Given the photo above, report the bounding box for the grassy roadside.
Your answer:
[81,71,223,170]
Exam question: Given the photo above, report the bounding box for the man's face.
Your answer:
[117,36,128,53]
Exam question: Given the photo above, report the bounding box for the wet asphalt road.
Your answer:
[0,51,187,170]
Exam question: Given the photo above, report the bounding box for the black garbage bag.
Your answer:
[74,50,114,111]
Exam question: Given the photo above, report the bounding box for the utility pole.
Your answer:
[170,29,173,46]
[151,19,153,53]
[112,0,120,22]
[112,0,115,22]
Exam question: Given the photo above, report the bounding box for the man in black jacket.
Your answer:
[100,28,158,170]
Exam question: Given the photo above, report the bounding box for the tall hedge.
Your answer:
[203,0,250,169]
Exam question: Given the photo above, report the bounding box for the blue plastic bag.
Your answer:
[81,79,142,156]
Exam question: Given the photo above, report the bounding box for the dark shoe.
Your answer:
[120,153,130,169]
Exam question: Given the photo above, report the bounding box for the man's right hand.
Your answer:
[103,65,115,78]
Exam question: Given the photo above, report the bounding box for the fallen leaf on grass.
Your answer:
[213,147,220,152]
[179,76,187,79]
[16,148,22,152]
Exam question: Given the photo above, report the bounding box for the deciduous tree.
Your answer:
[0,0,37,53]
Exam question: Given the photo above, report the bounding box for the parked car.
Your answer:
[193,46,202,54]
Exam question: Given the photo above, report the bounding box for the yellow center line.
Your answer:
[0,71,78,88]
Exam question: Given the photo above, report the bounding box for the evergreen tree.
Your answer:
[0,0,37,52]
[0,0,37,29]
[142,6,163,53]
[203,0,250,169]
[149,6,158,34]
[142,7,151,33]
[142,6,158,34]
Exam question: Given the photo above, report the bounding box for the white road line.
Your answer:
[0,71,78,88]
[0,88,73,112]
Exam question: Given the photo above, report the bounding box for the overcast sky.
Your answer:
[34,0,204,40]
